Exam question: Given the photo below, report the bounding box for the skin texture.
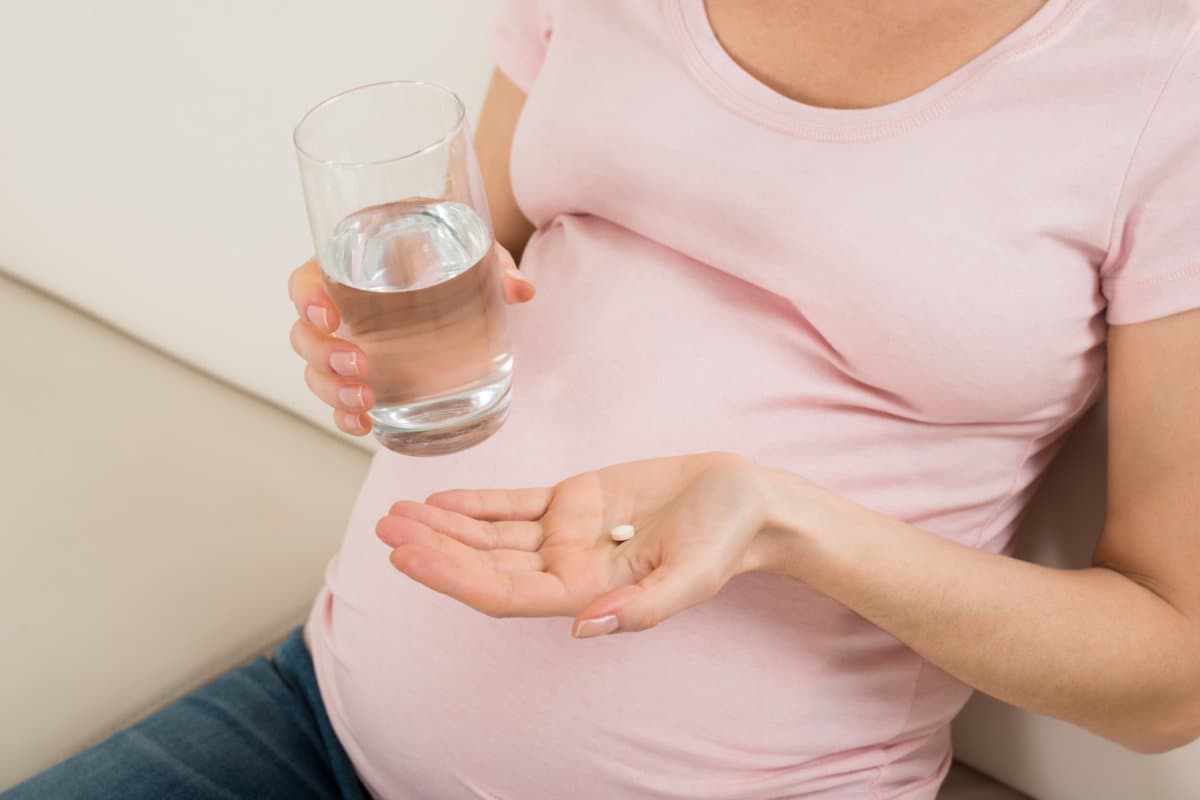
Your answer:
[302,2,1200,756]
[704,0,1050,109]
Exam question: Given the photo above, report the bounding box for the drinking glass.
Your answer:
[294,81,511,456]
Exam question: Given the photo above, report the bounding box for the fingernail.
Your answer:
[307,305,330,331]
[345,414,368,433]
[572,615,619,639]
[505,265,535,301]
[330,351,359,377]
[338,385,365,410]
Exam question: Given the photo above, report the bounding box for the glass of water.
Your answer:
[294,81,512,456]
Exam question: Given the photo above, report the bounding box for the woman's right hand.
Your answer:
[287,245,536,436]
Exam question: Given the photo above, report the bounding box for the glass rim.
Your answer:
[292,80,467,168]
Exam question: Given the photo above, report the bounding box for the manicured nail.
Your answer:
[329,351,359,377]
[345,414,368,433]
[338,385,365,410]
[306,305,330,331]
[572,615,619,639]
[504,265,535,301]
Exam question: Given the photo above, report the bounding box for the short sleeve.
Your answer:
[491,0,552,93]
[1101,32,1200,325]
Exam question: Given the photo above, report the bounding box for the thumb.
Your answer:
[497,245,536,303]
[572,563,719,638]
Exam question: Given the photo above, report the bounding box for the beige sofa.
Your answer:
[0,270,1027,797]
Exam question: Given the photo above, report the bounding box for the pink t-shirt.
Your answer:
[305,2,1200,797]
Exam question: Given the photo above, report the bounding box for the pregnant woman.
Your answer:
[9,2,1200,799]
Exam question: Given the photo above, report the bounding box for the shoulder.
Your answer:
[1070,1,1200,131]
[1078,1,1199,60]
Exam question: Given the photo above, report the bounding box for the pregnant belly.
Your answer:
[306,218,963,798]
[312,547,935,800]
[308,439,953,799]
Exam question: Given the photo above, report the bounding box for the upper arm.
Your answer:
[475,68,535,260]
[1095,310,1200,617]
[478,0,553,259]
[1094,32,1200,612]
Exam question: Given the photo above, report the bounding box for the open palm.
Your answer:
[375,453,772,636]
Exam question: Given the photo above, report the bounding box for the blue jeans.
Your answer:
[3,627,369,799]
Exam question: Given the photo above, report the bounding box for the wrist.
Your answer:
[749,463,855,581]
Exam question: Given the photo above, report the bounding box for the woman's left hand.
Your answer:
[375,452,795,638]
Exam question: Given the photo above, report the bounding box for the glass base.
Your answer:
[370,386,510,457]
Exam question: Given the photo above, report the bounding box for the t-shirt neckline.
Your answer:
[664,0,1082,143]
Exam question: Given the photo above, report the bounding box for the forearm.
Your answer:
[754,465,1200,753]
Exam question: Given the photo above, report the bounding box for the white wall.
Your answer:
[0,0,494,446]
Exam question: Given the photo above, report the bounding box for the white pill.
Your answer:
[609,524,636,542]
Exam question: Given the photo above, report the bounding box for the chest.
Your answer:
[512,1,1121,422]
